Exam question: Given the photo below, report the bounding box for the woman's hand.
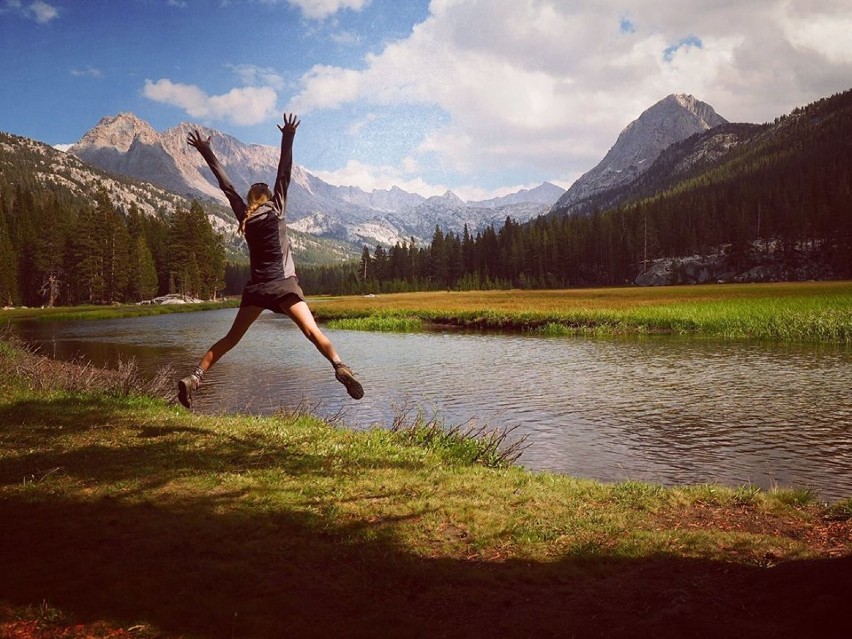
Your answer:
[278,113,300,134]
[187,130,212,152]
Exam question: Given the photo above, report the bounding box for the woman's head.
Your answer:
[247,182,272,208]
[241,182,273,234]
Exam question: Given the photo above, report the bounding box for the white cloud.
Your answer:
[778,0,852,64]
[288,0,852,183]
[28,0,57,22]
[71,66,102,78]
[311,158,448,196]
[2,0,59,23]
[226,64,287,90]
[309,158,559,202]
[263,0,371,20]
[143,79,278,126]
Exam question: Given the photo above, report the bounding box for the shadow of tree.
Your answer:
[1,494,850,638]
[1,397,850,638]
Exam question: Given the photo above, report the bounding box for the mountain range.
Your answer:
[3,92,735,261]
[67,114,566,248]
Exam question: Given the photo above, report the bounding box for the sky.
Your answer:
[1,0,851,201]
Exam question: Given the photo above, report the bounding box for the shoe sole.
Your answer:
[336,370,364,400]
[177,379,192,408]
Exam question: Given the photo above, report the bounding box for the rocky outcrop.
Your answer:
[634,242,840,286]
[553,94,727,214]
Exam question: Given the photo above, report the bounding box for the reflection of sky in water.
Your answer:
[13,309,852,502]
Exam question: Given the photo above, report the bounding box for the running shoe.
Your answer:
[334,362,364,400]
[178,370,202,408]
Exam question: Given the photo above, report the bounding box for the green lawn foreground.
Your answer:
[1,336,850,638]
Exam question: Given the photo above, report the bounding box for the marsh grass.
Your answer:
[0,329,174,399]
[327,314,423,332]
[1,330,850,637]
[312,282,852,343]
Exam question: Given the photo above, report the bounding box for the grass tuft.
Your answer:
[388,405,530,468]
[824,498,852,521]
[771,485,819,507]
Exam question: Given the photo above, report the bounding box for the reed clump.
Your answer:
[0,328,174,399]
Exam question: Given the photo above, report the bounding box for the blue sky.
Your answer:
[1,0,851,200]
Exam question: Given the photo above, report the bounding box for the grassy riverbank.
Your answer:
[1,337,850,637]
[312,281,852,343]
[0,299,239,323]
[4,282,850,344]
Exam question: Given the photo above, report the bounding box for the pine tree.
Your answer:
[68,203,105,304]
[0,199,19,306]
[95,188,131,304]
[189,201,225,299]
[359,245,372,284]
[167,202,225,299]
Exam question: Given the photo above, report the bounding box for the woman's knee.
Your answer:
[302,324,323,344]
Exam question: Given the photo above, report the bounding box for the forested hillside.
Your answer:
[0,132,362,306]
[0,181,225,307]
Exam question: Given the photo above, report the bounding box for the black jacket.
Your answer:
[197,129,297,282]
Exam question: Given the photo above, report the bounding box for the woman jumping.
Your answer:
[178,113,363,408]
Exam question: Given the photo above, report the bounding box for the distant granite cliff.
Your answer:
[552,94,727,214]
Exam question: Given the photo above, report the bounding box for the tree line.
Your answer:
[0,184,225,307]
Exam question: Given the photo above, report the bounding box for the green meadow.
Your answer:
[313,281,852,343]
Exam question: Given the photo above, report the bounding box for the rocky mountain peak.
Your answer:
[426,190,464,207]
[72,112,159,153]
[552,93,727,214]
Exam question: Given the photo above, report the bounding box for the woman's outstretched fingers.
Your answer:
[278,113,300,133]
[187,130,211,150]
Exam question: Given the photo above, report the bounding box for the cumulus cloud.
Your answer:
[311,158,555,202]
[288,0,852,181]
[143,79,278,126]
[311,158,450,197]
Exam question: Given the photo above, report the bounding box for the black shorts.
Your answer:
[240,277,305,314]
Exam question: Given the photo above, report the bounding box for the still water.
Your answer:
[11,308,852,502]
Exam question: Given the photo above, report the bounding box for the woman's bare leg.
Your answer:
[281,299,339,363]
[199,304,264,372]
[282,298,363,399]
[178,305,263,408]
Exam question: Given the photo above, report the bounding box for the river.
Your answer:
[10,308,852,502]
